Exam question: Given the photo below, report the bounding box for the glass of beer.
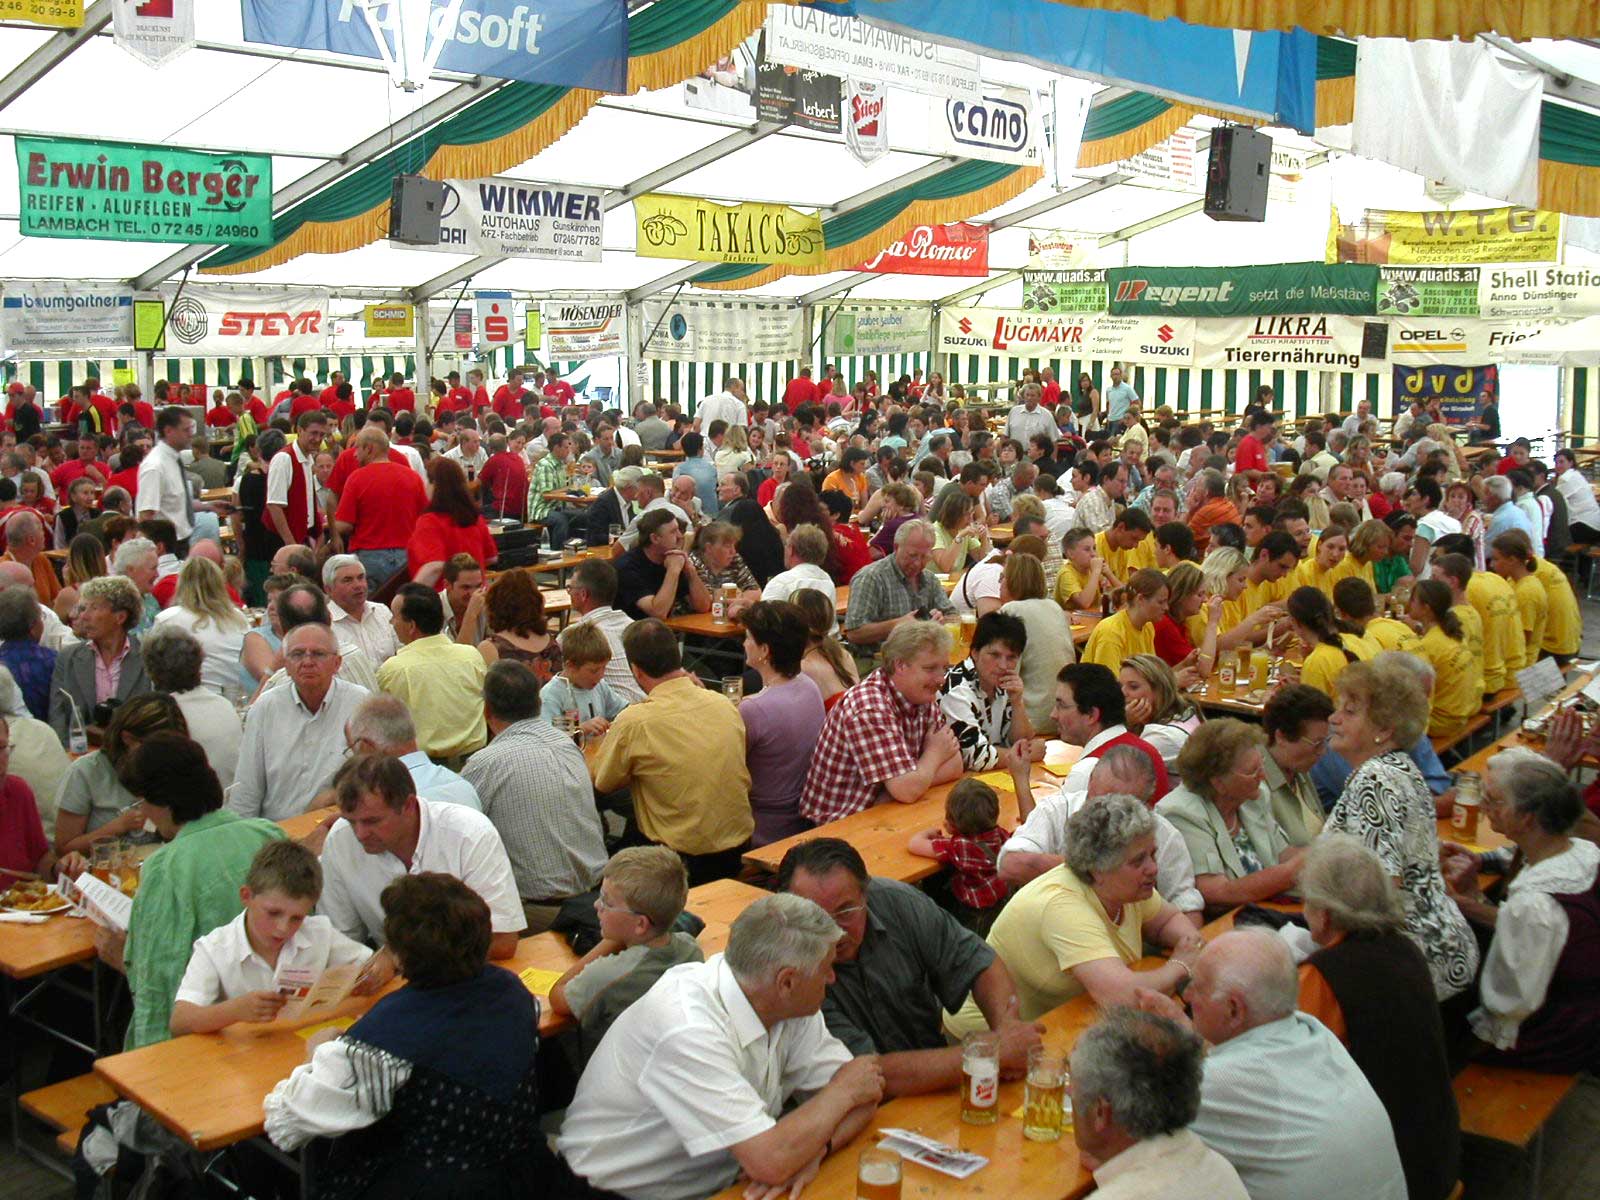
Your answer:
[1250,648,1270,692]
[856,1148,902,1200]
[1023,1047,1068,1141]
[944,619,964,665]
[960,1030,1000,1124]
[721,676,745,702]
[960,612,977,654]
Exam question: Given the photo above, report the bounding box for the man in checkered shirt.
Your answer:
[800,621,964,825]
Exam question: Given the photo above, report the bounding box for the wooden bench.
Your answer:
[19,1072,117,1156]
[1479,686,1523,736]
[1431,714,1491,762]
[1453,1063,1579,1198]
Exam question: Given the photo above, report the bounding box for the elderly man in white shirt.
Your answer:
[761,525,837,609]
[696,375,749,432]
[317,752,524,956]
[323,555,398,666]
[1005,382,1058,449]
[557,894,885,1200]
[344,694,480,813]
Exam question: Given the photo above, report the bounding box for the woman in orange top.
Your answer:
[821,447,872,513]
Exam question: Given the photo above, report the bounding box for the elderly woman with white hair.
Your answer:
[111,535,161,634]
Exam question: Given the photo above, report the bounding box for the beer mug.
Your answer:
[1250,649,1270,692]
[1023,1047,1069,1142]
[856,1148,902,1200]
[1452,772,1482,841]
[960,1030,1000,1125]
[721,676,745,702]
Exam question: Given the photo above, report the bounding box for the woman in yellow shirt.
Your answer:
[1408,579,1481,738]
[1341,519,1389,591]
[1292,524,1350,598]
[1082,568,1168,673]
[1203,546,1284,653]
[1490,530,1547,669]
[1533,555,1581,663]
[1285,585,1372,699]
[1331,577,1420,655]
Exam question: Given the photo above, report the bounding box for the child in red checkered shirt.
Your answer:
[908,777,1011,935]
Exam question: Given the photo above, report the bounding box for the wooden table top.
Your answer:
[528,543,620,576]
[543,490,600,506]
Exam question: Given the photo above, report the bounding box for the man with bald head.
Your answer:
[2,509,58,604]
[1136,930,1405,1200]
[333,427,428,589]
[149,538,234,609]
[0,561,71,648]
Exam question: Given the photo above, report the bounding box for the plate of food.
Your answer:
[0,880,70,914]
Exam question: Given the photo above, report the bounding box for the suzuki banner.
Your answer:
[113,0,194,69]
[241,0,626,91]
[1106,264,1378,317]
[824,306,930,357]
[855,222,987,276]
[541,300,624,358]
[1193,315,1370,371]
[634,194,824,266]
[1022,270,1108,313]
[937,307,1194,366]
[412,177,603,260]
[1,281,133,352]
[766,5,980,99]
[641,299,805,362]
[156,286,328,356]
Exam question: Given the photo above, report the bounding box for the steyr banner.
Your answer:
[855,222,987,276]
[15,137,272,246]
[1106,263,1377,317]
[156,286,328,356]
[634,194,824,266]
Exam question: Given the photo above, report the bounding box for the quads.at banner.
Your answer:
[1393,363,1497,424]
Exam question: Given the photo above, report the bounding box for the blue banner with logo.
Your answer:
[818,0,1315,133]
[241,0,627,92]
[1393,363,1497,426]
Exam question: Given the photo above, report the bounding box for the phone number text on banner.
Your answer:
[418,178,603,261]
[642,299,805,362]
[541,301,624,358]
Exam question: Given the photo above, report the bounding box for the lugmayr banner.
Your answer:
[15,136,272,246]
[825,306,930,357]
[937,307,1193,366]
[541,300,624,358]
[1106,263,1377,317]
[241,0,627,92]
[1377,267,1479,318]
[156,286,328,356]
[417,177,603,261]
[1,281,132,352]
[1022,269,1107,313]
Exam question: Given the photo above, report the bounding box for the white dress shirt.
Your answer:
[136,440,193,538]
[318,798,526,944]
[571,605,645,703]
[174,910,369,1006]
[1557,467,1600,529]
[1041,496,1076,544]
[760,563,837,632]
[329,600,399,666]
[557,954,852,1200]
[171,686,242,790]
[1092,1129,1248,1200]
[229,677,371,821]
[259,640,381,696]
[153,607,249,700]
[696,390,749,431]
[1005,404,1057,448]
[265,441,319,534]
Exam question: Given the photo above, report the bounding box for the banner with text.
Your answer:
[1377,267,1479,317]
[1025,231,1104,269]
[1194,315,1370,371]
[1107,263,1378,317]
[1385,317,1568,366]
[925,85,1041,167]
[1,281,132,352]
[363,303,414,338]
[641,299,805,362]
[113,0,193,68]
[1336,207,1562,264]
[1393,364,1497,424]
[1022,269,1107,313]
[765,5,980,98]
[937,307,1194,366]
[415,177,603,261]
[156,286,328,356]
[634,194,824,266]
[1478,264,1600,319]
[856,222,987,276]
[825,306,930,357]
[16,136,272,245]
[541,300,624,358]
[8,1,81,30]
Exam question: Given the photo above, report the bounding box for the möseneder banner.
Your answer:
[241,0,626,92]
[1106,263,1378,317]
[412,177,604,261]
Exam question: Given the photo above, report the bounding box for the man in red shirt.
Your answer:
[204,390,236,428]
[325,427,411,495]
[333,426,428,589]
[439,371,473,415]
[783,367,818,413]
[105,444,144,498]
[384,372,416,413]
[1496,438,1531,476]
[816,365,838,399]
[479,431,529,520]
[289,383,324,424]
[319,371,346,408]
[125,385,155,431]
[1040,366,1062,408]
[468,368,493,417]
[543,373,575,405]
[51,436,107,493]
[1233,411,1273,474]
[492,370,529,421]
[325,383,357,424]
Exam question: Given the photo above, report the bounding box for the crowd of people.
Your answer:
[1,363,1596,1200]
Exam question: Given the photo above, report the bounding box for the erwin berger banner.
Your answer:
[15,136,272,246]
[634,194,824,266]
[1106,263,1377,317]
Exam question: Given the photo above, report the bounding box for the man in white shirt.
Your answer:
[137,408,205,545]
[323,555,398,666]
[761,525,836,611]
[1138,930,1407,1200]
[1005,382,1057,450]
[259,584,381,696]
[442,428,488,479]
[557,894,884,1200]
[318,751,524,956]
[617,473,692,550]
[696,375,749,432]
[265,413,327,548]
[1071,1009,1247,1200]
[1339,398,1374,439]
[345,694,481,813]
[568,557,645,703]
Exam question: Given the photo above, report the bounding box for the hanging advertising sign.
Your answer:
[1047,76,1095,186]
[1022,270,1107,313]
[113,0,194,69]
[1478,264,1600,319]
[240,0,628,92]
[937,307,1194,366]
[845,78,888,165]
[15,136,272,246]
[633,194,824,266]
[475,291,513,347]
[156,286,328,356]
[1377,267,1479,318]
[1385,317,1571,365]
[541,300,624,358]
[641,298,804,362]
[765,5,980,99]
[363,303,414,338]
[759,57,842,133]
[1193,315,1370,371]
[0,281,132,352]
[419,177,603,261]
[855,222,987,276]
[524,307,541,353]
[824,307,931,357]
[1337,206,1562,264]
[928,86,1041,167]
[1025,232,1101,269]
[6,1,81,30]
[1393,364,1497,424]
[1106,263,1377,317]
[452,309,473,349]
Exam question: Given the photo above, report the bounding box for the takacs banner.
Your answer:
[641,298,805,362]
[156,286,328,356]
[419,177,603,261]
[824,306,931,357]
[634,194,824,266]
[363,303,414,338]
[240,0,627,92]
[1023,270,1108,313]
[1106,264,1378,317]
[15,137,272,246]
[1336,207,1562,264]
[541,300,624,358]
[766,4,980,99]
[937,307,1194,367]
[855,222,987,276]
[0,281,132,352]
[113,0,194,68]
[1194,316,1371,371]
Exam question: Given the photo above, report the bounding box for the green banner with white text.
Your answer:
[15,136,272,245]
[1106,263,1378,316]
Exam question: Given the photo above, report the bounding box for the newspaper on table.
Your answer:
[275,962,362,1023]
[69,873,131,933]
[876,1129,987,1179]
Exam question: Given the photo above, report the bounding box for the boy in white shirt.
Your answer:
[170,841,380,1035]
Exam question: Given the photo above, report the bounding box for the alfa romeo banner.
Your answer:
[416,177,603,261]
[855,223,987,277]
[938,307,1193,366]
[155,286,328,356]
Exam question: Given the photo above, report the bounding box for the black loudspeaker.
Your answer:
[1204,125,1271,222]
[1361,322,1390,360]
[389,175,447,246]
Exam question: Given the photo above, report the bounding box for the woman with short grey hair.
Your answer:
[47,574,150,746]
[141,624,241,790]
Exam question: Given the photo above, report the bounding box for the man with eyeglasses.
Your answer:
[776,838,1042,1097]
[229,622,370,821]
[1259,685,1334,846]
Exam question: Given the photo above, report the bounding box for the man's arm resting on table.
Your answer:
[882,739,963,804]
[844,614,905,646]
[731,1058,883,1186]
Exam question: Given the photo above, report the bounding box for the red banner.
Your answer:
[855,222,989,277]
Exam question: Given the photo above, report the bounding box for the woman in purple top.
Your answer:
[739,600,826,845]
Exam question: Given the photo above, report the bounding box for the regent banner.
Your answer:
[1107,264,1378,317]
[1377,267,1479,318]
[1022,269,1108,313]
[634,194,824,266]
[937,308,1194,367]
[1392,364,1497,424]
[156,286,328,356]
[1336,207,1562,264]
[0,281,132,352]
[641,298,805,362]
[419,178,603,261]
[824,307,931,357]
[363,303,414,338]
[541,301,624,358]
[1193,316,1371,371]
[15,137,271,245]
[855,222,987,277]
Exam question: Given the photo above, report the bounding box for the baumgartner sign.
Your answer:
[855,222,988,277]
[937,308,1193,365]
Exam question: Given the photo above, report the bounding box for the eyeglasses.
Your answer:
[1296,733,1331,751]
[829,904,867,923]
[595,891,645,918]
[285,649,335,663]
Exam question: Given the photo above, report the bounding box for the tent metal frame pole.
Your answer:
[0,0,112,112]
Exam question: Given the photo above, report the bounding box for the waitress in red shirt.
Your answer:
[407,457,498,589]
[385,372,416,413]
[1233,411,1273,474]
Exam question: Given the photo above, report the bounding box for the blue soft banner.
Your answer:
[241,0,627,93]
[818,0,1316,133]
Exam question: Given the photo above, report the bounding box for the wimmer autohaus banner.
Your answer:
[15,137,272,246]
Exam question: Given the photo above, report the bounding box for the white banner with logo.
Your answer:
[937,308,1193,366]
[1386,317,1585,366]
[1,281,133,352]
[765,5,980,99]
[114,0,195,69]
[825,306,930,357]
[927,86,1041,166]
[541,300,625,358]
[1194,316,1369,371]
[641,298,805,362]
[157,286,328,356]
[476,291,514,347]
[845,78,889,166]
[1478,264,1600,319]
[413,177,604,261]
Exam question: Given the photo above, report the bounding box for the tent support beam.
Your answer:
[0,0,112,113]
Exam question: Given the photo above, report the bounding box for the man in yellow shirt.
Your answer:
[1094,511,1156,581]
[377,584,488,760]
[1533,555,1581,662]
[1236,532,1302,622]
[1331,577,1420,656]
[1431,537,1516,693]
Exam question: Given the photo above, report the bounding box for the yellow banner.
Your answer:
[634,194,825,266]
[1336,207,1563,265]
[364,303,415,339]
[1,1,82,29]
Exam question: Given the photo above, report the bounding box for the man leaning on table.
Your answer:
[842,519,954,649]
